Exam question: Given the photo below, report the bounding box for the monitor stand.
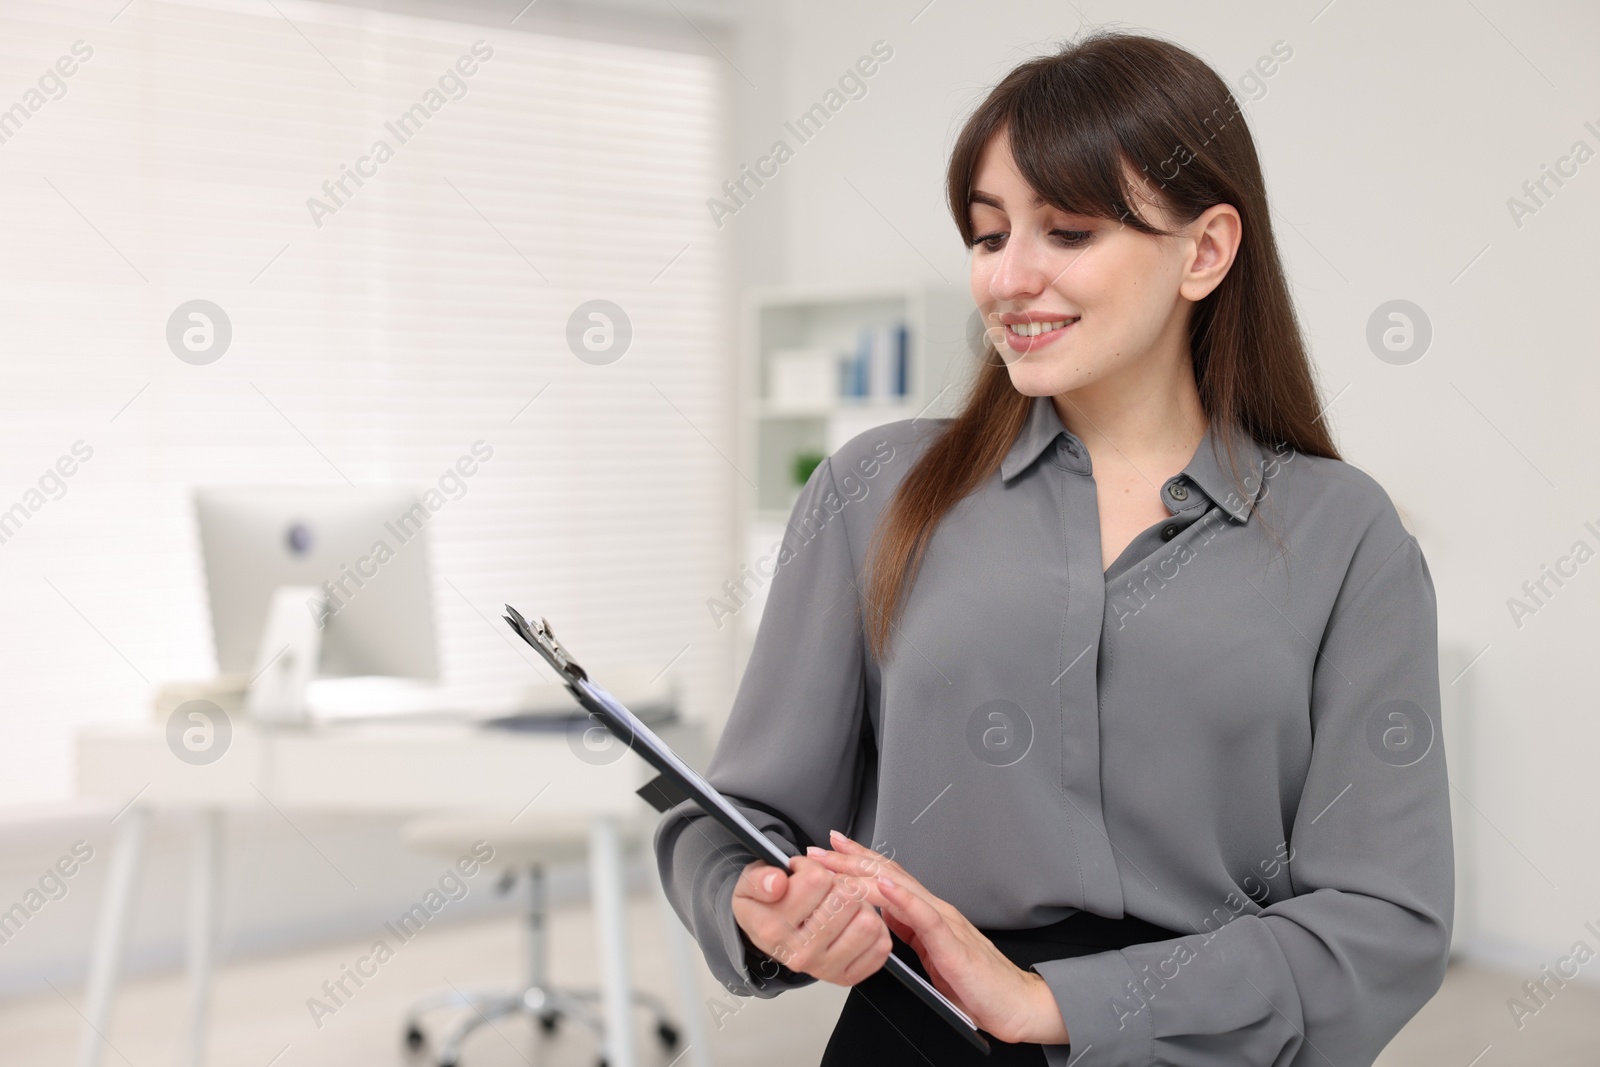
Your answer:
[247,585,325,724]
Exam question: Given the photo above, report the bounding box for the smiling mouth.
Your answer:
[1006,318,1079,337]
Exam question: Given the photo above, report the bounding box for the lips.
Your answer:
[999,315,1079,354]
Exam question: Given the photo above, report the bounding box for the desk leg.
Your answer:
[652,872,712,1067]
[77,806,149,1067]
[588,815,637,1067]
[183,809,223,1067]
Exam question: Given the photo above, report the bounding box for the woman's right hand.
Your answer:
[731,856,893,987]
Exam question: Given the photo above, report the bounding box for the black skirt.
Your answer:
[820,910,1182,1066]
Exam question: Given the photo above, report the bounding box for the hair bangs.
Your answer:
[1007,74,1166,234]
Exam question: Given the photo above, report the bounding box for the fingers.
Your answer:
[732,860,787,904]
[809,833,917,890]
[827,829,866,852]
[882,908,917,946]
[786,874,869,958]
[731,857,838,963]
[826,830,894,872]
[726,857,915,991]
[805,840,960,937]
[784,888,890,984]
[833,908,895,986]
[811,847,967,933]
[779,857,836,918]
[875,876,953,952]
[806,850,891,894]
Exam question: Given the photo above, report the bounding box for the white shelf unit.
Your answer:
[740,283,973,521]
[730,284,973,657]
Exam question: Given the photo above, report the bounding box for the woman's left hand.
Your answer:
[804,830,1070,1046]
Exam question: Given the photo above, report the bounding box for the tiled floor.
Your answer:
[3,895,1595,1066]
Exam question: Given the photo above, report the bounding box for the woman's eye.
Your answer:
[971,229,1089,252]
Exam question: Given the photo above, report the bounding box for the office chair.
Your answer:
[399,812,682,1067]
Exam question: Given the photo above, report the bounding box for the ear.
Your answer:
[1180,202,1242,302]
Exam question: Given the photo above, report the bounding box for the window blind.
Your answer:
[0,0,732,803]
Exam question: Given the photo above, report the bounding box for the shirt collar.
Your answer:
[998,394,1270,524]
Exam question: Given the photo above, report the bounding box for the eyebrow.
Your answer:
[969,190,1049,210]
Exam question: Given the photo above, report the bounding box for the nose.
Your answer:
[985,231,1050,305]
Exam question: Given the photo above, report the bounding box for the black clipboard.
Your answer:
[502,605,991,1056]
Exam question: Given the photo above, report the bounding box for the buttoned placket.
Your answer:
[993,400,1265,915]
[1047,428,1129,917]
[1099,473,1221,586]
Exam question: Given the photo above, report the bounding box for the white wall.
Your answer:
[716,0,1600,968]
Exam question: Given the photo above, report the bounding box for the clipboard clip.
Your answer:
[503,603,588,684]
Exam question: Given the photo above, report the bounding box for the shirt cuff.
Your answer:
[1033,949,1152,1067]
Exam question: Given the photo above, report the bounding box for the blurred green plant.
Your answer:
[792,450,825,487]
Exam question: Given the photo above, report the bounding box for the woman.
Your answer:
[655,29,1452,1067]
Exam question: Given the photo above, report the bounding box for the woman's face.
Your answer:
[966,128,1236,399]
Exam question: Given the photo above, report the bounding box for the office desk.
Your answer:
[75,717,712,1067]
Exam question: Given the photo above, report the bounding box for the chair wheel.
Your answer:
[656,1021,680,1047]
[404,1025,425,1049]
[538,1010,560,1033]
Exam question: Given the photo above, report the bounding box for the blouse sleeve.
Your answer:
[652,453,874,998]
[1034,526,1455,1066]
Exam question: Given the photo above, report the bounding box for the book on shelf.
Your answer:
[837,321,909,405]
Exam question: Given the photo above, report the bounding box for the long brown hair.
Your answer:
[863,30,1339,662]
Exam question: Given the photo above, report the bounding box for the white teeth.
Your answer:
[1007,318,1076,337]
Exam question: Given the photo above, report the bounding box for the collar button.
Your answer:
[1052,437,1084,470]
[1168,480,1189,502]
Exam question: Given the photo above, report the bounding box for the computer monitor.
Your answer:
[195,487,439,718]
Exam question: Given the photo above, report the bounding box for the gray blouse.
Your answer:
[654,393,1453,1066]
